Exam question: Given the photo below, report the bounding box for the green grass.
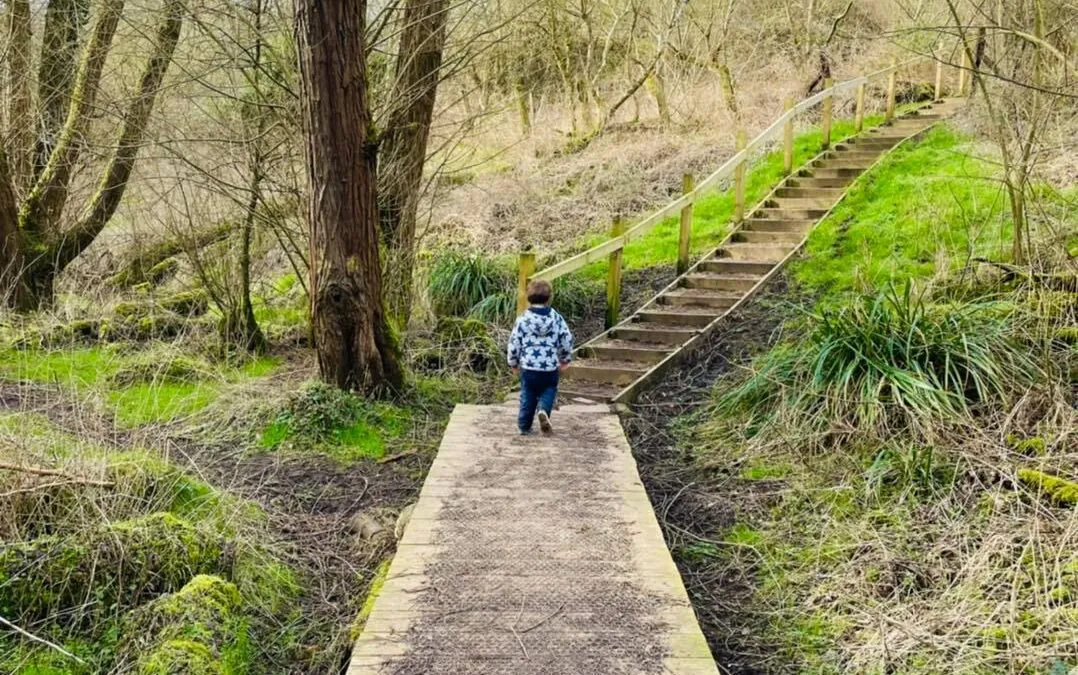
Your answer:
[0,346,280,428]
[793,126,1011,297]
[572,114,892,282]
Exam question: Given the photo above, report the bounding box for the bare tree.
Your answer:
[295,0,403,392]
[379,0,450,327]
[0,0,186,309]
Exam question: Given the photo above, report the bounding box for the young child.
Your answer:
[507,279,573,435]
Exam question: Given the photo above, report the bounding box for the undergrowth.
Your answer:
[681,123,1078,672]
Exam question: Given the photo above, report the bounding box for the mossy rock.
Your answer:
[160,290,209,317]
[1053,326,1078,345]
[123,575,243,674]
[110,354,215,387]
[0,512,228,625]
[136,639,222,675]
[1017,468,1078,507]
[146,257,180,285]
[115,301,152,321]
[12,319,106,349]
[1006,435,1047,457]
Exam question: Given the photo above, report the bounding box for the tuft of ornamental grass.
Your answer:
[717,283,1047,435]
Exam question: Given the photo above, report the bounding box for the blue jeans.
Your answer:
[518,369,559,432]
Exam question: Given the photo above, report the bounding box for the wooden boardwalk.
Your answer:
[348,403,718,675]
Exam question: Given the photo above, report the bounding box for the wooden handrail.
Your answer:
[526,52,936,286]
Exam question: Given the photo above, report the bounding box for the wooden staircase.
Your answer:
[561,98,964,404]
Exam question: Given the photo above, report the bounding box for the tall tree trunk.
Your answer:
[378,0,448,328]
[0,151,29,309]
[5,0,33,198]
[53,0,185,274]
[36,0,92,177]
[19,0,125,237]
[295,0,403,393]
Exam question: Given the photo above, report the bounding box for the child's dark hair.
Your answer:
[526,279,553,305]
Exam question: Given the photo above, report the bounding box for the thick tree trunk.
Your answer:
[5,0,33,198]
[36,0,92,176]
[378,0,448,327]
[19,0,125,237]
[295,0,403,393]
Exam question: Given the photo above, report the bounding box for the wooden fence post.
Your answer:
[677,174,694,275]
[783,97,794,174]
[885,56,897,122]
[934,44,944,100]
[854,81,865,132]
[605,216,625,330]
[517,250,535,315]
[733,129,747,224]
[821,78,833,149]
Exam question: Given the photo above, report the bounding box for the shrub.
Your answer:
[717,284,1045,434]
[0,512,227,626]
[428,252,514,319]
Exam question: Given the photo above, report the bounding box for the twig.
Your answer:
[378,449,418,464]
[519,601,566,634]
[0,615,86,664]
[509,594,529,658]
[0,461,114,488]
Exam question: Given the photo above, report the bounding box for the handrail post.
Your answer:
[733,129,747,224]
[934,43,944,100]
[517,249,535,315]
[821,78,833,149]
[677,174,694,275]
[783,98,794,175]
[605,216,625,330]
[885,56,898,122]
[854,81,866,132]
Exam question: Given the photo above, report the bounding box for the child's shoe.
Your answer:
[537,410,552,434]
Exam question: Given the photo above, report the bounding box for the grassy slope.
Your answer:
[684,126,1078,672]
[572,113,893,282]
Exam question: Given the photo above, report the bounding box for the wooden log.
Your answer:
[677,174,694,275]
[733,130,747,223]
[783,98,794,174]
[605,217,625,330]
[517,250,535,315]
[822,78,833,148]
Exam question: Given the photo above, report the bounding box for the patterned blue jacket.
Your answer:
[507,306,574,372]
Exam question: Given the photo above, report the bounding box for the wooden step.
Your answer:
[659,288,742,309]
[847,138,899,149]
[775,186,844,199]
[743,218,813,233]
[786,176,851,189]
[682,272,759,292]
[802,167,863,179]
[814,159,873,170]
[754,207,828,220]
[581,340,672,365]
[765,196,834,209]
[612,324,699,345]
[718,242,795,262]
[636,308,719,328]
[697,259,775,276]
[733,230,803,244]
[828,150,881,162]
[558,380,622,403]
[563,360,648,386]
